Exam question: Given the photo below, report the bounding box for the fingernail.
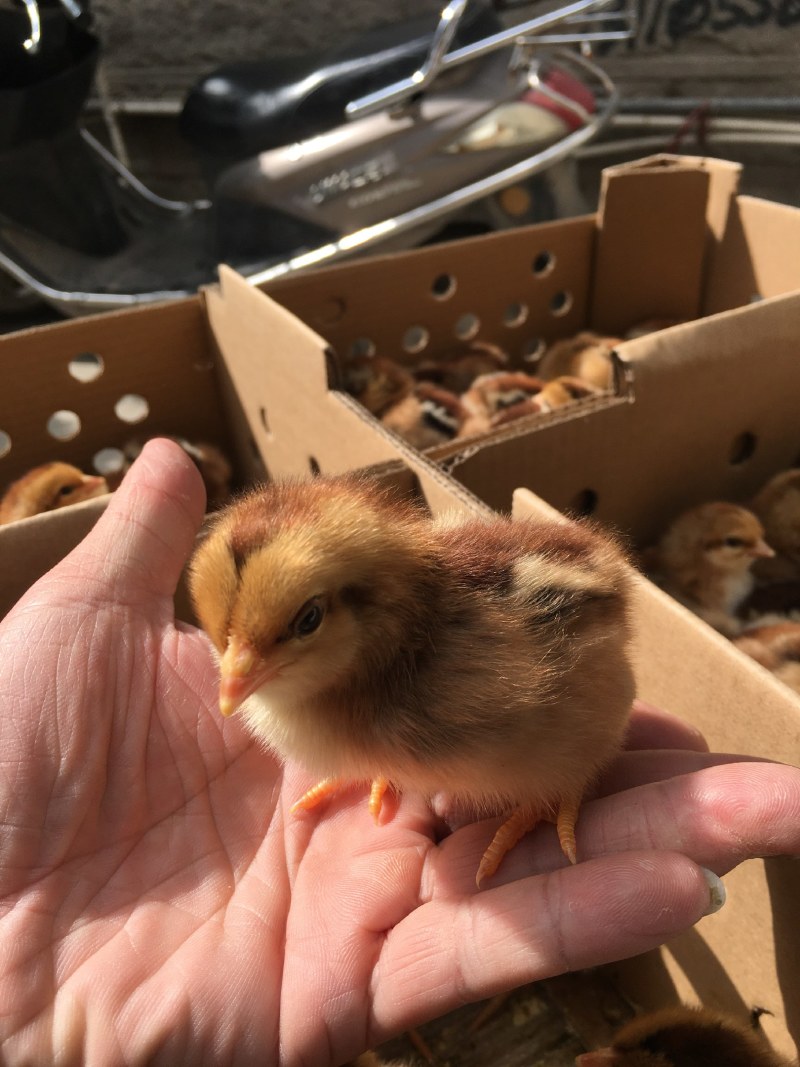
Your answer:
[700,867,726,914]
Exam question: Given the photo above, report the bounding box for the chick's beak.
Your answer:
[751,538,776,559]
[219,636,278,717]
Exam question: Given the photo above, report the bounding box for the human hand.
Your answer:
[1,438,799,1067]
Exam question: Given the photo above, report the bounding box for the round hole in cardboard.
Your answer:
[350,337,376,359]
[114,394,150,424]
[260,407,271,434]
[309,456,321,476]
[570,488,598,516]
[403,325,429,354]
[729,431,757,465]
[315,297,347,326]
[431,273,456,300]
[47,410,81,441]
[454,313,480,341]
[532,251,555,277]
[0,430,10,458]
[503,302,528,328]
[522,337,546,363]
[93,447,126,476]
[550,291,573,317]
[68,352,104,383]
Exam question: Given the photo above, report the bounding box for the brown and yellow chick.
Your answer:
[537,331,621,391]
[647,502,774,636]
[0,461,108,524]
[536,375,603,413]
[576,1004,792,1066]
[381,382,466,450]
[458,371,545,438]
[189,475,635,886]
[414,339,510,394]
[342,355,415,418]
[751,468,800,582]
[733,620,800,696]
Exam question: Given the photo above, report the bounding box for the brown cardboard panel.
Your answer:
[512,487,800,1061]
[706,194,800,315]
[445,292,800,544]
[590,156,732,334]
[263,216,596,368]
[0,298,237,487]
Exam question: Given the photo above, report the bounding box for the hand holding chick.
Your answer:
[5,439,800,1066]
[189,474,636,884]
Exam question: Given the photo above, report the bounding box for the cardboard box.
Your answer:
[1,155,799,1059]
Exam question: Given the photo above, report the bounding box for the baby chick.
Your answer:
[733,620,800,696]
[537,331,621,391]
[751,468,800,582]
[189,475,635,885]
[342,355,415,418]
[458,371,546,438]
[576,1004,792,1066]
[536,375,603,413]
[413,339,510,395]
[647,502,774,637]
[0,461,108,524]
[381,382,466,449]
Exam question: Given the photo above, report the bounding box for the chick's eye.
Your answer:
[291,598,325,638]
[724,536,745,548]
[58,484,75,497]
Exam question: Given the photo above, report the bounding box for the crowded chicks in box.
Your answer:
[340,329,621,450]
[189,472,635,886]
[642,467,800,697]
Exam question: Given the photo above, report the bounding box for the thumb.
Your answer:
[59,437,207,604]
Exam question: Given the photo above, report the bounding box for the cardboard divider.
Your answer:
[512,488,800,1060]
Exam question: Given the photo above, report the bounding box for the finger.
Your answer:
[370,851,717,1041]
[58,437,206,604]
[428,760,800,892]
[624,700,709,753]
[596,749,766,797]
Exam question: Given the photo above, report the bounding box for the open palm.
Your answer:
[2,438,799,1067]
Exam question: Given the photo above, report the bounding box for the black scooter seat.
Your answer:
[179,4,502,160]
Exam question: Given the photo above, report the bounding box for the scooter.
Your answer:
[0,0,634,316]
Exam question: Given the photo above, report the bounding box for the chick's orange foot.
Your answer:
[477,794,581,887]
[289,776,392,823]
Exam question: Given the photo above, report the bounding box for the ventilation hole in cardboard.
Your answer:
[570,488,598,516]
[316,297,347,326]
[47,410,81,441]
[729,431,757,465]
[68,352,104,383]
[431,273,456,300]
[522,337,546,363]
[503,302,528,328]
[309,456,321,476]
[0,430,10,458]
[403,326,429,354]
[350,337,376,359]
[93,447,126,476]
[114,394,150,424]
[454,313,480,341]
[550,291,573,317]
[532,251,555,277]
[259,407,271,435]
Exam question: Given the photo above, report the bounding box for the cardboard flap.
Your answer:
[590,155,741,334]
[204,267,492,517]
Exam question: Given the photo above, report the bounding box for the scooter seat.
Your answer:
[179,4,502,160]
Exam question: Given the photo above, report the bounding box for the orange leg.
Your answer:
[477,807,539,887]
[368,776,390,824]
[290,776,343,814]
[556,792,582,865]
